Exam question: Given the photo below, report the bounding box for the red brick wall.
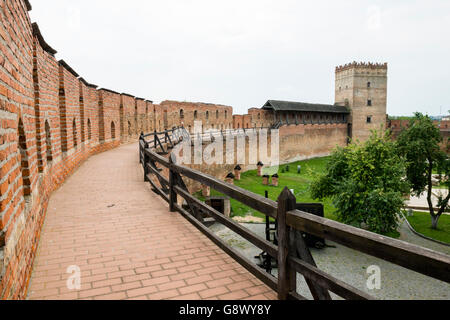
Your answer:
[136,98,146,135]
[33,36,60,172]
[0,1,147,299]
[58,62,80,153]
[1,0,37,299]
[159,101,233,132]
[233,115,243,129]
[120,94,136,139]
[79,81,100,147]
[146,101,154,133]
[98,89,120,143]
[154,104,166,132]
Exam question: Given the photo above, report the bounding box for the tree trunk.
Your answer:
[431,215,440,230]
[427,159,436,226]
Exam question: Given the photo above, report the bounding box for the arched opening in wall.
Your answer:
[87,119,92,141]
[216,110,219,119]
[188,125,192,133]
[18,119,31,197]
[206,111,209,120]
[194,110,198,120]
[73,119,78,149]
[225,111,228,119]
[111,121,116,140]
[180,109,184,119]
[367,82,371,88]
[45,120,53,163]
[128,121,132,136]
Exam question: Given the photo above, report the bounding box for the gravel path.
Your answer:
[210,217,450,300]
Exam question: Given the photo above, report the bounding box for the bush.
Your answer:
[311,130,408,234]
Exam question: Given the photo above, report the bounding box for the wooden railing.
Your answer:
[139,129,450,300]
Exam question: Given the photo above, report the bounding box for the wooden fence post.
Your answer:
[277,187,297,300]
[278,188,332,300]
[143,141,150,182]
[169,153,177,212]
[139,133,144,164]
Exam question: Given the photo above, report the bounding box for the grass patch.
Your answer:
[406,211,450,244]
[196,157,337,221]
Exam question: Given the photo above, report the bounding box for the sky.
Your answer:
[29,0,450,116]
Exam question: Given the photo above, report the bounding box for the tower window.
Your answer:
[367,100,372,106]
[367,82,371,88]
[367,116,372,124]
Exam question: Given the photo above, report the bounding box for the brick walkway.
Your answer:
[27,143,275,300]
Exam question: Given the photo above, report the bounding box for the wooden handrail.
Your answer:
[174,185,278,258]
[170,163,278,218]
[139,129,450,301]
[288,257,374,300]
[286,209,450,283]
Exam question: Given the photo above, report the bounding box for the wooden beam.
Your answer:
[276,188,298,300]
[173,203,305,300]
[170,162,277,218]
[287,209,450,283]
[289,257,375,300]
[174,186,278,258]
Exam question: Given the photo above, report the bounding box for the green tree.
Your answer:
[396,112,450,229]
[311,130,408,235]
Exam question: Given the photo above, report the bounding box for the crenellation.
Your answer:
[336,61,388,73]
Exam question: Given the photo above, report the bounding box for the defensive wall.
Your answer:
[0,0,382,299]
[0,0,236,299]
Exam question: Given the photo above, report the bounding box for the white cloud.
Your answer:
[29,0,450,116]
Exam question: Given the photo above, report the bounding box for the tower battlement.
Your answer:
[336,61,388,73]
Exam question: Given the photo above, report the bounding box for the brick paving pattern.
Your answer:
[27,143,275,300]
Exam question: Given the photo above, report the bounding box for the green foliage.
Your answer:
[396,113,444,195]
[196,157,337,221]
[396,112,450,229]
[311,130,408,235]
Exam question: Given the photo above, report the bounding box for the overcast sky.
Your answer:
[29,0,450,116]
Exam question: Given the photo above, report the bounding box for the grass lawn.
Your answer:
[196,157,337,221]
[406,211,450,244]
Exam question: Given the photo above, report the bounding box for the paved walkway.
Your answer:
[27,143,275,300]
[406,189,450,214]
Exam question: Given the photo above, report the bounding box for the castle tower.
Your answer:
[335,62,388,142]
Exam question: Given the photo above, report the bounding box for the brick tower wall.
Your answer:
[335,62,388,142]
